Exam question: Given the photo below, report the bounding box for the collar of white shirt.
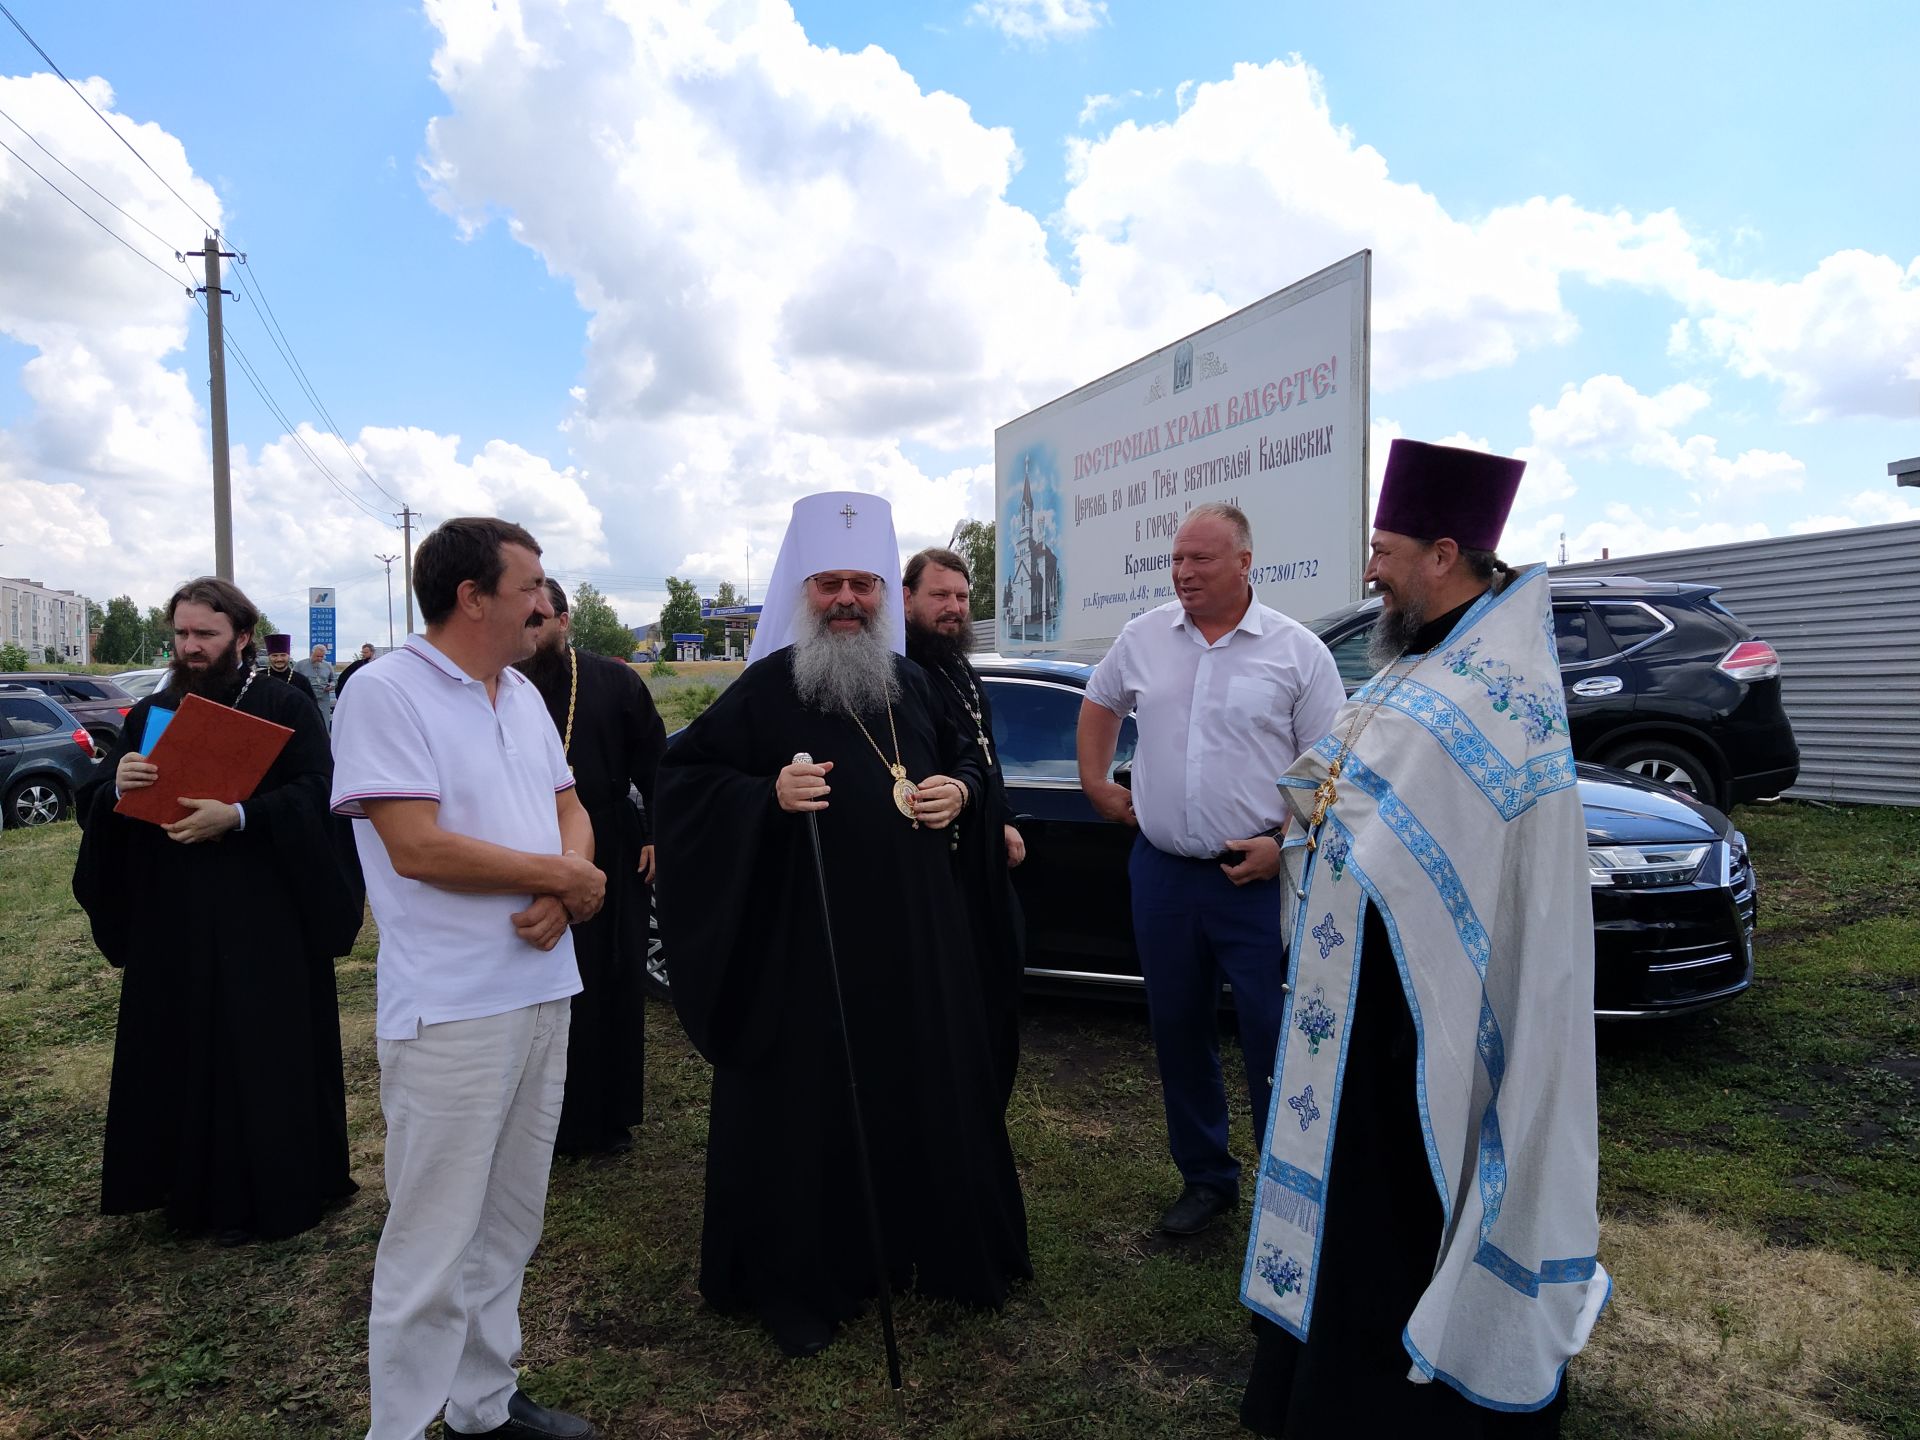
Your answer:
[1167,587,1267,644]
[403,633,531,697]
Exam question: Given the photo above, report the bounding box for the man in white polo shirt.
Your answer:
[331,516,607,1440]
[1076,503,1345,1238]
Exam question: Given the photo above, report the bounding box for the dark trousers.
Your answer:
[1128,835,1288,1195]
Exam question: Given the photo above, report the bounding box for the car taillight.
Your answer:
[117,706,131,716]
[1719,640,1779,681]
[73,727,94,755]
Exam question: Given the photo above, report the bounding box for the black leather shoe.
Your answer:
[1158,1182,1237,1236]
[446,1390,598,1438]
[758,1297,840,1358]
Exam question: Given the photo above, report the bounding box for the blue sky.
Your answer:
[1,0,1914,647]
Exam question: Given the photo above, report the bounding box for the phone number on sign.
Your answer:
[1252,559,1320,585]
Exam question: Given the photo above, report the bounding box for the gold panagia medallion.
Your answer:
[892,775,917,818]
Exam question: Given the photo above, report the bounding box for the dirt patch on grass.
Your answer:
[1585,1210,1920,1439]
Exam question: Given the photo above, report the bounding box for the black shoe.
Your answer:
[1158,1182,1237,1236]
[446,1390,598,1438]
[758,1297,840,1359]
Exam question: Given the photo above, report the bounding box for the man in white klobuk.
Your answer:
[654,491,1031,1359]
[1239,440,1608,1436]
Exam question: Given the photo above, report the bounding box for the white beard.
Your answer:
[791,596,900,715]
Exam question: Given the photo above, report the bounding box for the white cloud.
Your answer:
[1506,505,1772,569]
[1785,487,1920,535]
[1077,87,1157,127]
[1690,250,1920,421]
[1525,375,1803,500]
[1053,62,1715,390]
[1078,93,1118,126]
[969,0,1108,43]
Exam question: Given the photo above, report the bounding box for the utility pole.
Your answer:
[396,505,417,633]
[185,233,239,580]
[375,553,400,650]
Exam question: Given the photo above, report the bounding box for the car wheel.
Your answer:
[5,777,70,828]
[1602,739,1720,808]
[643,886,670,1002]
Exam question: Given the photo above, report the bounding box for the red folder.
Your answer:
[114,692,295,826]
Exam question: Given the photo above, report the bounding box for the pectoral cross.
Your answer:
[840,502,858,528]
[1306,770,1339,850]
[977,727,993,765]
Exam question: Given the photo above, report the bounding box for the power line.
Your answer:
[0,131,189,292]
[0,100,176,252]
[187,284,394,527]
[0,0,218,235]
[175,252,399,528]
[0,8,413,532]
[227,255,403,506]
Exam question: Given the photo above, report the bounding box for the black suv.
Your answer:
[0,673,135,752]
[1306,577,1799,810]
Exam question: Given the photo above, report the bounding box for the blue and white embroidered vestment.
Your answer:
[1240,565,1610,1412]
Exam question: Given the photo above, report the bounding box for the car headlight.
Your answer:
[1587,843,1710,888]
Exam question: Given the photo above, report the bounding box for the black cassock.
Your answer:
[529,648,667,1154]
[261,664,316,705]
[655,648,1031,1323]
[905,637,1025,1108]
[72,675,364,1241]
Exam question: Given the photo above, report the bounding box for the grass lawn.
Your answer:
[1,802,1916,1438]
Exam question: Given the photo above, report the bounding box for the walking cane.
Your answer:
[793,753,907,1423]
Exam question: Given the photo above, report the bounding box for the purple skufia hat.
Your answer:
[265,633,292,655]
[1374,439,1526,552]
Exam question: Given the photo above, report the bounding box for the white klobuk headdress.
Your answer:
[746,491,906,665]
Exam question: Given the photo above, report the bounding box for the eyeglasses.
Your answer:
[809,574,879,598]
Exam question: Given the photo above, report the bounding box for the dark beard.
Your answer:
[906,620,970,673]
[166,647,245,702]
[513,643,571,714]
[1367,598,1427,670]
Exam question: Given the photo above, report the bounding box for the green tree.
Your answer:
[0,643,27,672]
[955,519,995,620]
[142,605,171,662]
[96,596,144,664]
[568,582,635,660]
[42,646,60,665]
[657,576,703,648]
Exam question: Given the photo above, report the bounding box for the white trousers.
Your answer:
[365,999,571,1440]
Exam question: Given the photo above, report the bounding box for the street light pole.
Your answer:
[375,553,400,650]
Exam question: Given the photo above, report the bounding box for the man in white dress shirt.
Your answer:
[1076,503,1345,1236]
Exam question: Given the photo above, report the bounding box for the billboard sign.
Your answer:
[994,252,1370,654]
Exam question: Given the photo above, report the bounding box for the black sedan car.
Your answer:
[981,656,1756,1020]
[1306,577,1798,811]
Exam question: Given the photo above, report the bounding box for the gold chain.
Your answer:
[562,647,578,771]
[848,702,906,779]
[848,701,919,827]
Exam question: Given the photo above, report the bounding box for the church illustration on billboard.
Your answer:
[1002,452,1062,643]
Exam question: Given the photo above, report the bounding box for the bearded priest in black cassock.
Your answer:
[902,546,1027,1109]
[655,492,1031,1360]
[514,578,667,1156]
[72,577,363,1244]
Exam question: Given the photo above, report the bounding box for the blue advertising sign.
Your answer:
[308,586,337,663]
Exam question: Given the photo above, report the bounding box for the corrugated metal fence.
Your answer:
[1555,521,1920,807]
